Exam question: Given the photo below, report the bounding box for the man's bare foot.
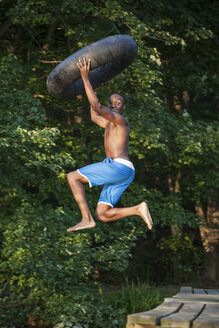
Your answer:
[67,219,96,232]
[138,202,153,230]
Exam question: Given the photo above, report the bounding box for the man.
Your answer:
[67,58,153,232]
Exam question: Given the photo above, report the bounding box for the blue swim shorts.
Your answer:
[77,157,135,207]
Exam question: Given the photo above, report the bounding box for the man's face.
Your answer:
[108,94,126,114]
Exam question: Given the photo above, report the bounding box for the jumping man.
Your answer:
[67,58,153,232]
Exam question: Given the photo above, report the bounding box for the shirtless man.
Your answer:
[67,58,153,232]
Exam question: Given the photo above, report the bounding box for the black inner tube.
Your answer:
[63,61,120,97]
[47,35,138,98]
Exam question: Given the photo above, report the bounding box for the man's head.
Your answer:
[108,93,126,114]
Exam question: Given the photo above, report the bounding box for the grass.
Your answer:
[101,280,179,328]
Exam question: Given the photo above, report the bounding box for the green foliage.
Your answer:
[102,280,161,328]
[120,280,160,315]
[0,286,125,328]
[159,233,205,283]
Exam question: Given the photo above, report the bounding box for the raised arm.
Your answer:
[90,105,108,128]
[77,58,128,127]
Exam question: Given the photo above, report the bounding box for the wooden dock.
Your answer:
[126,286,219,328]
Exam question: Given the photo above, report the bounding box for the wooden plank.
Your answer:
[135,324,160,328]
[127,287,219,328]
[160,303,204,328]
[179,286,193,294]
[193,304,219,328]
[126,324,135,328]
[206,289,219,295]
[194,289,206,294]
[127,302,183,325]
[165,294,219,304]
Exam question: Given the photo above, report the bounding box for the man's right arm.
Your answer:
[77,58,127,128]
[90,105,108,128]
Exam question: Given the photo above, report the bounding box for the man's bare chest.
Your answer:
[104,123,118,138]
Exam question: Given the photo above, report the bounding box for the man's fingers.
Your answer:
[87,58,91,71]
[77,60,82,69]
[82,57,87,69]
[77,58,91,72]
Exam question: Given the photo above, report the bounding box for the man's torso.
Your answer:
[104,121,130,160]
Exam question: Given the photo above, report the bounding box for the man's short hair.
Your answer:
[109,93,126,105]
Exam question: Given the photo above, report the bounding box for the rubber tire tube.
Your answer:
[46,34,138,98]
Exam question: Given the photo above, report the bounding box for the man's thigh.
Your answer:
[78,158,134,188]
[98,174,134,208]
[68,170,89,184]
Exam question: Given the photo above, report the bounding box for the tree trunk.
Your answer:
[0,19,11,38]
[195,199,219,285]
[168,172,182,236]
[43,21,58,50]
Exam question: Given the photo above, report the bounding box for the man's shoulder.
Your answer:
[114,112,129,126]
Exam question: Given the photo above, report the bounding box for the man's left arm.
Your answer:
[77,58,127,126]
[77,58,102,112]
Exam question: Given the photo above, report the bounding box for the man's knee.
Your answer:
[95,207,107,222]
[95,204,112,222]
[67,170,89,185]
[67,170,78,183]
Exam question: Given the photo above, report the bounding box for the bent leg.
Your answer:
[95,202,153,230]
[67,170,96,231]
